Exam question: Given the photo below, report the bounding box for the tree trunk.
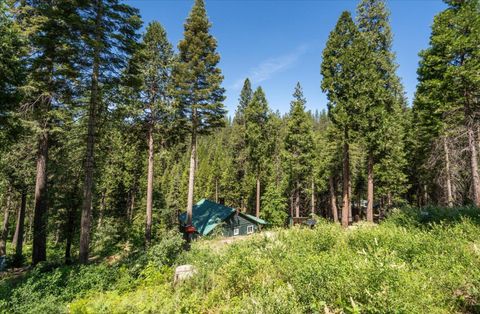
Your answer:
[256,177,260,218]
[0,187,12,256]
[295,182,300,218]
[367,153,374,223]
[311,180,315,216]
[342,132,350,228]
[329,176,338,222]
[13,190,26,263]
[145,124,154,245]
[215,178,218,203]
[443,136,453,207]
[79,0,103,264]
[186,130,197,226]
[32,130,48,265]
[477,126,480,154]
[65,207,75,264]
[129,191,135,222]
[468,127,480,207]
[423,184,428,206]
[97,189,106,229]
[290,195,293,218]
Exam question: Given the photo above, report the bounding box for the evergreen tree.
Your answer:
[245,87,270,217]
[127,21,174,245]
[283,83,314,218]
[321,11,363,228]
[0,1,25,136]
[412,0,480,206]
[261,183,287,227]
[19,0,82,265]
[171,0,225,227]
[356,0,408,218]
[78,0,141,263]
[231,79,252,209]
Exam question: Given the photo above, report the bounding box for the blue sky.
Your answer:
[125,0,447,115]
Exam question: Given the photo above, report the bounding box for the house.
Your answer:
[179,199,267,237]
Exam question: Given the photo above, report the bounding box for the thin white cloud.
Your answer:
[232,44,309,90]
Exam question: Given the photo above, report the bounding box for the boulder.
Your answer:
[174,264,197,284]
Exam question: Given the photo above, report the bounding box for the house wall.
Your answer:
[222,214,258,237]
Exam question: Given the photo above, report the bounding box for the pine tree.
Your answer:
[412,0,480,206]
[78,0,141,264]
[18,0,82,265]
[356,0,408,218]
[283,83,314,218]
[127,21,174,245]
[171,0,225,227]
[261,183,287,227]
[244,87,270,217]
[321,11,363,228]
[0,1,24,133]
[231,79,252,209]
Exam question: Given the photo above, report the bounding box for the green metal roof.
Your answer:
[179,199,236,236]
[240,213,268,225]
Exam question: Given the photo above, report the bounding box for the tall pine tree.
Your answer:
[412,0,480,206]
[19,0,82,265]
[321,11,363,228]
[171,0,225,227]
[129,21,174,245]
[245,87,270,217]
[356,0,408,219]
[231,79,252,209]
[283,83,314,218]
[78,0,141,263]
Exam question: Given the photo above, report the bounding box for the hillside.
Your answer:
[1,207,480,313]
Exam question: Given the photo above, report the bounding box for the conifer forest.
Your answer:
[1,0,480,313]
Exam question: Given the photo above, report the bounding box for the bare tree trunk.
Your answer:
[256,177,260,218]
[294,184,299,218]
[97,189,105,229]
[129,192,135,222]
[387,192,392,207]
[367,153,374,223]
[290,195,293,218]
[186,130,197,226]
[65,201,75,265]
[33,130,48,265]
[13,190,26,263]
[468,128,480,207]
[311,180,315,215]
[443,137,453,207]
[26,206,33,244]
[329,176,338,222]
[79,0,103,264]
[0,187,12,256]
[145,124,154,245]
[477,126,480,153]
[342,133,350,228]
[423,184,428,206]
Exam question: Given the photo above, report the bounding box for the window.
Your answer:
[233,228,239,236]
[247,225,254,234]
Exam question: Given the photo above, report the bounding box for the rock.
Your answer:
[174,264,197,284]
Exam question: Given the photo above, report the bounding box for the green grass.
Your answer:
[1,207,480,313]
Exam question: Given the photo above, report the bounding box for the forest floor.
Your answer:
[1,206,480,313]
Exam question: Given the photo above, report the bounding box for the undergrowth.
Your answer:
[1,207,479,313]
